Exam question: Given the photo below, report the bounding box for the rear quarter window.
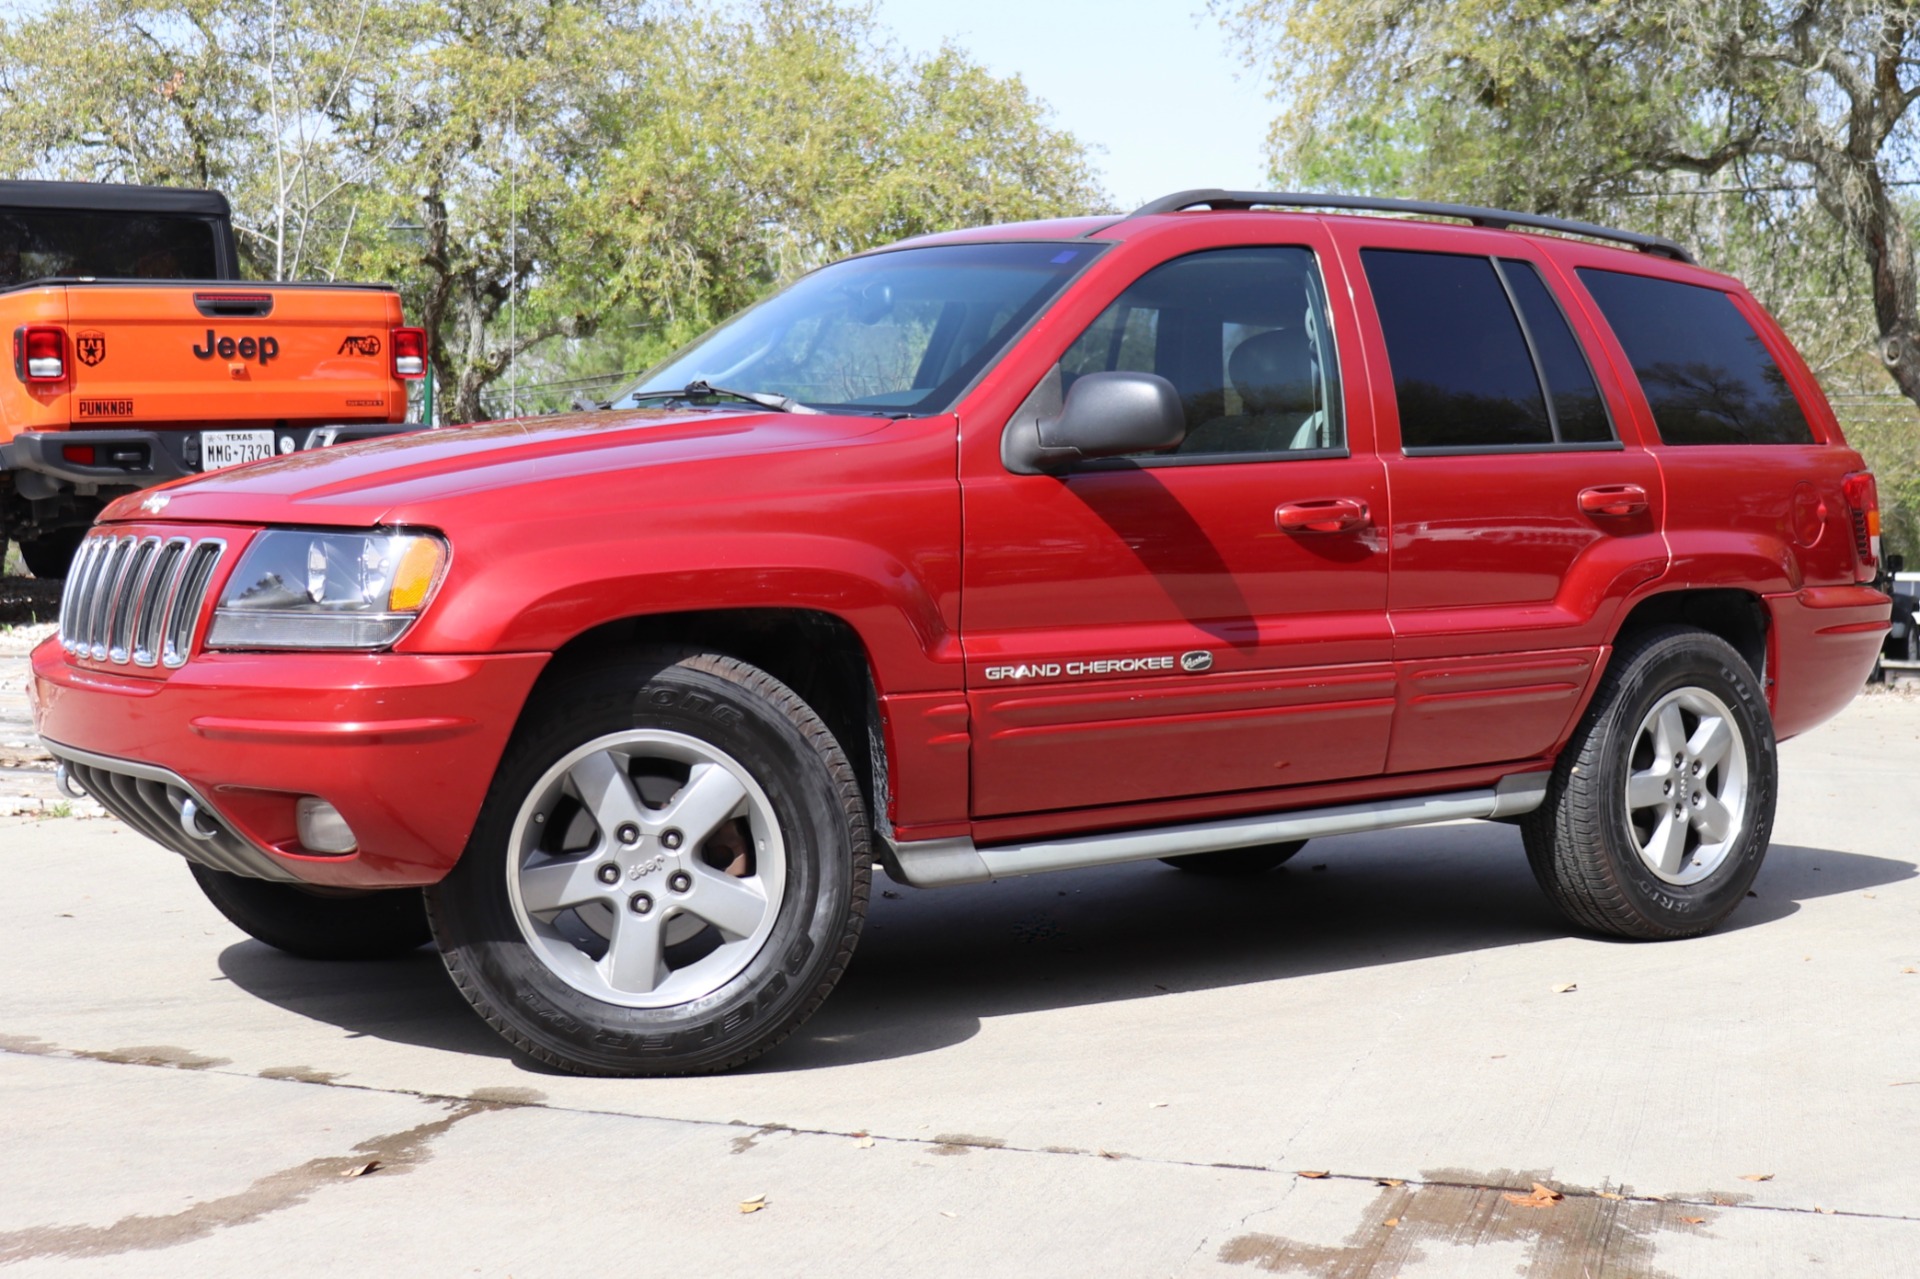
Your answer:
[1576,269,1816,445]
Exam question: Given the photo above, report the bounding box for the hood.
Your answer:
[100,407,894,528]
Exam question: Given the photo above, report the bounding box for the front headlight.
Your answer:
[207,529,449,650]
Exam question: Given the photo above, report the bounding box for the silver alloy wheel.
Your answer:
[1623,687,1749,886]
[505,729,787,1009]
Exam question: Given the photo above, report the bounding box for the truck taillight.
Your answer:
[1842,471,1881,581]
[391,327,426,379]
[13,325,66,383]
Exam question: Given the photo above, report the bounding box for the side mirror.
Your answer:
[1002,369,1186,475]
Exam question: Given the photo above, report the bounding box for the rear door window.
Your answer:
[1576,268,1816,445]
[1499,260,1612,444]
[1361,248,1615,451]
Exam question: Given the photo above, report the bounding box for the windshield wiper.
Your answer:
[627,380,821,415]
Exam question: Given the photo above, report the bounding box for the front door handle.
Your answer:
[1275,497,1370,534]
[1578,484,1649,518]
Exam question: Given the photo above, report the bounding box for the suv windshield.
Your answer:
[612,242,1099,415]
[0,209,220,286]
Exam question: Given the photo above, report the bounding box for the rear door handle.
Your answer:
[1275,497,1369,534]
[1578,484,1649,517]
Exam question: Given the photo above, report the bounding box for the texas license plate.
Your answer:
[200,429,276,470]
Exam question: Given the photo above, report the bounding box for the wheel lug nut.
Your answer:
[668,870,692,894]
[661,829,684,850]
[1663,780,1672,795]
[596,863,620,885]
[628,891,653,915]
[1691,761,1702,775]
[616,823,640,846]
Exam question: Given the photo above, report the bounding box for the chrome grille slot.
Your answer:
[58,537,105,650]
[107,538,158,663]
[163,541,224,668]
[132,540,187,667]
[56,533,225,670]
[87,537,135,660]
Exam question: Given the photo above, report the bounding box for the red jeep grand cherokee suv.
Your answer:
[31,191,1891,1075]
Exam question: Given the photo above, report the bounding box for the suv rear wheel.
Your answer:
[428,650,869,1075]
[1522,626,1776,939]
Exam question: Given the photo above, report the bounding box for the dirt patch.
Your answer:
[730,1122,794,1154]
[258,1066,345,1086]
[930,1133,1007,1156]
[466,1085,547,1107]
[1218,1169,1725,1279]
[76,1045,231,1071]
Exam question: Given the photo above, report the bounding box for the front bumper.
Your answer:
[1,423,425,495]
[31,638,548,887]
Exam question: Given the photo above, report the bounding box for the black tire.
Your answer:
[1161,840,1306,875]
[426,650,869,1076]
[1521,626,1776,940]
[19,528,86,580]
[189,863,432,960]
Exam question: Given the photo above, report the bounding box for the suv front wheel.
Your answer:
[1522,626,1777,940]
[428,650,870,1075]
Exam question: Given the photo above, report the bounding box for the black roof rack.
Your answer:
[1123,189,1693,264]
[0,179,231,220]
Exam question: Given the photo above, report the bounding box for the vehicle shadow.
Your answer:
[213,824,1914,1075]
[216,943,519,1063]
[764,827,1914,1072]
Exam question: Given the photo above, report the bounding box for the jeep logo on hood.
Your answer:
[191,329,279,365]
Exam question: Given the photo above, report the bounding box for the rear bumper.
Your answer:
[31,637,548,887]
[1,423,425,494]
[1766,585,1890,738]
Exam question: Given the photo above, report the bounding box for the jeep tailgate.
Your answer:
[60,282,407,427]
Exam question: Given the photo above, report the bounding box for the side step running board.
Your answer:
[888,773,1550,888]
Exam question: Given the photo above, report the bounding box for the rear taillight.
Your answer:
[13,325,66,383]
[391,327,426,379]
[1842,471,1881,581]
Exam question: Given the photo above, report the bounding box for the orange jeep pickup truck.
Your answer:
[1,180,425,577]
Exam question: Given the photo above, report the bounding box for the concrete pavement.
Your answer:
[1,683,1917,1277]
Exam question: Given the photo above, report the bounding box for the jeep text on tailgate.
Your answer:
[30,190,1892,1075]
[0,179,427,578]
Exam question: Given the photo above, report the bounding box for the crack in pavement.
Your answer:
[4,1035,1918,1229]
[0,1098,490,1264]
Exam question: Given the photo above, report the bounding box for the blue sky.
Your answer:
[869,0,1276,210]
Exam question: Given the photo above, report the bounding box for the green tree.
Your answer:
[1220,0,1920,555]
[0,0,1105,422]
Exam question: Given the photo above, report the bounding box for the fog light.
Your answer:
[295,797,358,854]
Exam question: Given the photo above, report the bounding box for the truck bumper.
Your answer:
[1766,585,1890,739]
[1,423,426,495]
[30,636,549,888]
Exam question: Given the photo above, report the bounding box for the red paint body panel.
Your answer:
[30,206,1888,886]
[1766,587,1890,739]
